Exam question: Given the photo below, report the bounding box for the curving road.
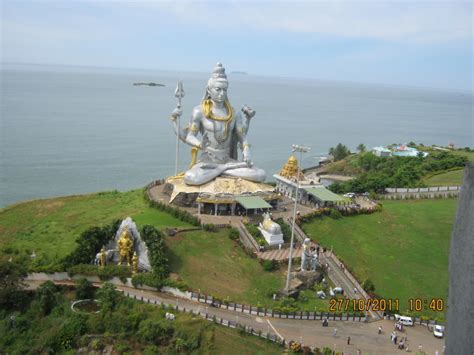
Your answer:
[26,279,445,354]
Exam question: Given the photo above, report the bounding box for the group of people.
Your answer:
[390,330,408,350]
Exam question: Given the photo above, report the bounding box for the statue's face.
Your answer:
[208,80,228,104]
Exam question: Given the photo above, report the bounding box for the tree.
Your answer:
[0,259,27,310]
[62,220,120,268]
[37,281,57,315]
[357,143,366,153]
[96,282,121,312]
[329,143,351,161]
[75,278,95,300]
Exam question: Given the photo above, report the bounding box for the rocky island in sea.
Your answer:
[133,82,165,86]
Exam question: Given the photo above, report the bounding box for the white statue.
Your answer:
[94,248,115,266]
[170,63,266,185]
[258,213,284,246]
[300,238,312,271]
[310,247,319,271]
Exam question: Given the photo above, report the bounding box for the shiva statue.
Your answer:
[170,62,266,186]
[118,227,134,266]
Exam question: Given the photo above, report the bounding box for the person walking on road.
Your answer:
[347,336,351,345]
[333,328,337,337]
[378,325,382,334]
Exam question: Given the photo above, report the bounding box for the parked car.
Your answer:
[394,314,414,326]
[433,325,445,338]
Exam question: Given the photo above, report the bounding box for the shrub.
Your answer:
[67,264,131,282]
[228,228,240,240]
[55,314,88,350]
[329,208,342,219]
[132,272,164,289]
[262,259,278,272]
[141,225,169,280]
[362,279,375,293]
[75,278,95,300]
[37,280,57,315]
[146,197,201,226]
[96,282,122,312]
[202,223,217,232]
[0,258,28,310]
[138,318,174,345]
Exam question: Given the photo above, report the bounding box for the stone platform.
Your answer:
[157,176,279,209]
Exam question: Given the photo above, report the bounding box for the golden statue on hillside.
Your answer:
[118,227,134,266]
[99,246,106,268]
[132,252,138,274]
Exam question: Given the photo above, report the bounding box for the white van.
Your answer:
[433,325,445,338]
[398,315,414,326]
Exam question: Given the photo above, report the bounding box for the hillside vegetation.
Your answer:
[0,280,282,354]
[327,151,468,193]
[302,198,457,320]
[0,190,190,262]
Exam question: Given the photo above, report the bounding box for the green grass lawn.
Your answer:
[302,199,458,320]
[0,189,190,259]
[166,229,283,307]
[424,168,465,186]
[166,229,329,311]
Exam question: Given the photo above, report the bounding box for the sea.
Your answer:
[1,63,472,208]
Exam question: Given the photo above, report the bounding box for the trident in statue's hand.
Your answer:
[171,81,185,175]
[171,80,185,120]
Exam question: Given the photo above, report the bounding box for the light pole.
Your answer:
[285,144,310,291]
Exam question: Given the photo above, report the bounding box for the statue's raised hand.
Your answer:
[170,107,183,121]
[241,105,256,120]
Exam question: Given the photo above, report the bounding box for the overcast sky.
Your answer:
[1,1,472,92]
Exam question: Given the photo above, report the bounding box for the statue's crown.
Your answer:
[211,62,227,80]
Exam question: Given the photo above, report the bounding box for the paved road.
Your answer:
[27,280,445,354]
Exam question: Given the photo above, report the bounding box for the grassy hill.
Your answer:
[423,168,465,186]
[0,189,191,260]
[1,190,458,318]
[302,198,457,320]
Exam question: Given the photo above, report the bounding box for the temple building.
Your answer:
[274,155,348,208]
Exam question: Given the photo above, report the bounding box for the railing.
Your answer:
[237,222,259,252]
[187,291,367,322]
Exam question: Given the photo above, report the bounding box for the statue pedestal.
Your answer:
[258,228,284,246]
[160,176,278,212]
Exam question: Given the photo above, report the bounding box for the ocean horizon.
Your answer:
[1,63,472,208]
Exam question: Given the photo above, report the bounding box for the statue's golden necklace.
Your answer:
[202,99,233,143]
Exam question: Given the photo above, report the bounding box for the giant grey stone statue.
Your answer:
[170,63,266,186]
[446,163,474,354]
